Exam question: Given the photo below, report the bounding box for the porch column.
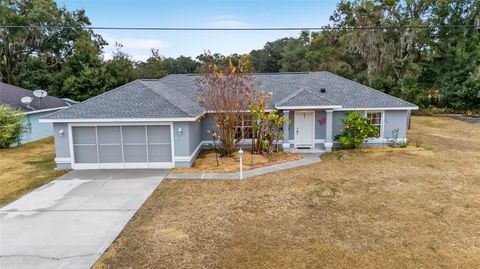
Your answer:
[282,111,290,150]
[325,110,333,152]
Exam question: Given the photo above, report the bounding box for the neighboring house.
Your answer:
[0,82,76,144]
[40,72,418,170]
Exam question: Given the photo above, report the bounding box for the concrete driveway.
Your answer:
[0,169,168,269]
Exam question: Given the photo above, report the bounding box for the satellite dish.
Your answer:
[33,89,48,98]
[21,96,33,105]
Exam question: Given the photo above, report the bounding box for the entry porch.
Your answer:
[282,110,335,152]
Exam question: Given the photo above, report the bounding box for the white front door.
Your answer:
[294,111,314,148]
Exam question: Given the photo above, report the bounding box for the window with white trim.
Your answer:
[366,111,382,138]
[235,114,253,139]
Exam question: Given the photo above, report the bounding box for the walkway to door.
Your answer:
[166,152,322,180]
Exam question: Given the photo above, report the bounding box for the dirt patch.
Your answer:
[0,137,68,206]
[171,149,301,173]
[95,116,480,269]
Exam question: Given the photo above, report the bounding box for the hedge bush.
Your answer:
[335,111,380,149]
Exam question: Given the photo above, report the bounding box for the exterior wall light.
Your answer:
[58,129,64,137]
[177,127,183,136]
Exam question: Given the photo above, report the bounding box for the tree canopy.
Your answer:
[1,0,479,111]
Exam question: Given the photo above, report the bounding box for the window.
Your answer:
[235,114,253,139]
[366,112,382,138]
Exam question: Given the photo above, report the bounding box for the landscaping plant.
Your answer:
[247,90,289,155]
[335,111,380,149]
[0,105,25,148]
[196,54,253,156]
[390,128,407,148]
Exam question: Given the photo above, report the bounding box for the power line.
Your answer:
[0,25,478,31]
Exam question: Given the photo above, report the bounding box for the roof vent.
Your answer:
[320,88,326,93]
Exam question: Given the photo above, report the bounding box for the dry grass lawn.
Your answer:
[95,116,480,269]
[172,149,301,173]
[0,137,67,206]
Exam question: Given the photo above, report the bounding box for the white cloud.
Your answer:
[209,15,249,28]
[100,33,170,61]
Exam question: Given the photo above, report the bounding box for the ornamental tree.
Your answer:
[196,54,253,156]
[247,90,289,155]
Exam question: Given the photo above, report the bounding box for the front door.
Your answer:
[294,111,314,148]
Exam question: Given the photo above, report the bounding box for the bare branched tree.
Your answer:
[196,54,253,156]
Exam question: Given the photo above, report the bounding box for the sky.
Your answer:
[55,0,340,61]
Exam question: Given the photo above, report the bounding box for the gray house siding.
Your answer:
[173,121,203,167]
[51,110,411,170]
[331,110,409,141]
[330,110,409,147]
[285,109,410,149]
[53,123,71,169]
[315,110,326,140]
[200,114,217,142]
[288,111,295,139]
[19,110,62,144]
[189,120,202,155]
[383,110,408,140]
[173,122,190,157]
[332,111,348,139]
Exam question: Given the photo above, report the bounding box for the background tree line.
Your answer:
[1,0,479,111]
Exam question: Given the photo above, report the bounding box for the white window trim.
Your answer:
[365,111,384,142]
[68,122,175,169]
[235,114,254,140]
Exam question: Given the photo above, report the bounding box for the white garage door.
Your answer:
[71,125,173,169]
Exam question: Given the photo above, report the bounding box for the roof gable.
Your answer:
[276,89,340,108]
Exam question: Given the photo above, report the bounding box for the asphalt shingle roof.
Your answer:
[276,89,340,107]
[45,72,417,120]
[45,80,200,119]
[0,82,73,112]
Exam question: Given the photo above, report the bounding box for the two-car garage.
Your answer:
[70,124,174,169]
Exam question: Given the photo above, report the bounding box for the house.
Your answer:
[0,82,76,144]
[40,72,418,170]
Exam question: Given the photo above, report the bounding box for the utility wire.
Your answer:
[0,25,478,31]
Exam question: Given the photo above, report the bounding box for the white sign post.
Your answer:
[238,148,244,179]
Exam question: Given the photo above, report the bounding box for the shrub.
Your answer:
[247,90,289,155]
[0,105,26,147]
[335,111,380,149]
[390,128,407,148]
